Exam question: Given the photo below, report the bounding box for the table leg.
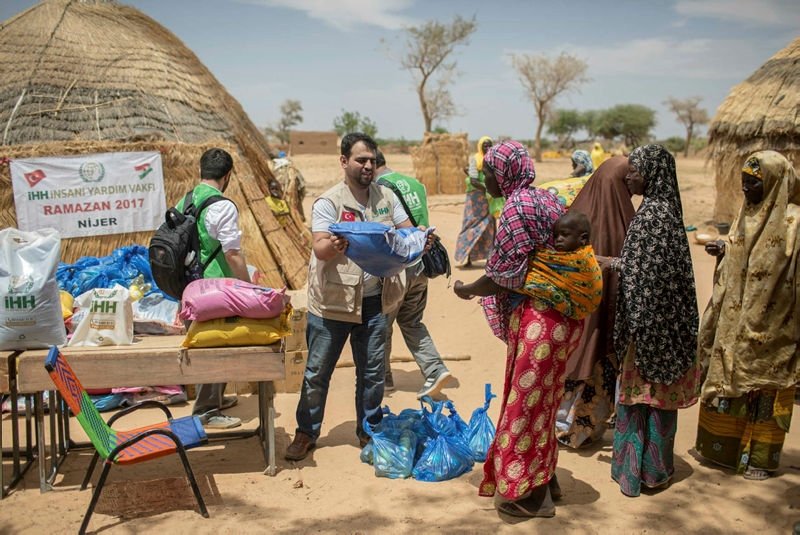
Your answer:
[56,394,66,457]
[25,395,33,462]
[9,359,20,477]
[47,391,63,486]
[35,392,48,493]
[260,381,277,476]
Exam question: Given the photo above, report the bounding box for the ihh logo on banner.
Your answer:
[79,162,105,183]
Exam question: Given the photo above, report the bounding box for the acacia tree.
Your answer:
[397,15,476,133]
[594,104,656,148]
[547,109,583,149]
[512,52,590,161]
[664,96,709,157]
[265,99,303,144]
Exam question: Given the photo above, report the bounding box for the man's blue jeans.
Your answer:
[295,295,386,441]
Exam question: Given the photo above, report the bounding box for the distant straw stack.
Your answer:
[410,133,469,195]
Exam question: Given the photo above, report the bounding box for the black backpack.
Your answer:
[377,178,451,279]
[148,191,226,299]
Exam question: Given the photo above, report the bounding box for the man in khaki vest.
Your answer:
[286,132,412,461]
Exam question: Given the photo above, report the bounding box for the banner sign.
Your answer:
[10,151,167,238]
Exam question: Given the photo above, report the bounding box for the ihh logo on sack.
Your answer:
[88,288,119,330]
[4,276,36,325]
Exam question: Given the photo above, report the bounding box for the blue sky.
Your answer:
[2,0,798,142]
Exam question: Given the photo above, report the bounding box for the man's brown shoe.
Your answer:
[285,431,316,461]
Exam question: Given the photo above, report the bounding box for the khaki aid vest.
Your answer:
[307,181,406,323]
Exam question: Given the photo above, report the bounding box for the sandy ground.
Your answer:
[1,154,798,534]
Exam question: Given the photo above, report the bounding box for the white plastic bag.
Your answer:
[133,293,183,335]
[68,284,133,346]
[0,228,66,350]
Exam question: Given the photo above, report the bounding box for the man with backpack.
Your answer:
[374,150,454,400]
[182,148,250,429]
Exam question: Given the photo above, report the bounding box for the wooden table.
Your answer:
[1,349,38,499]
[15,336,285,492]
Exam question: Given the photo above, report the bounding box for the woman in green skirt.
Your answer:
[696,151,799,481]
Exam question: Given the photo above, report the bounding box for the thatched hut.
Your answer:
[0,0,310,288]
[708,37,800,225]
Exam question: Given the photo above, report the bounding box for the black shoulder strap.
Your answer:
[188,194,231,270]
[377,177,417,227]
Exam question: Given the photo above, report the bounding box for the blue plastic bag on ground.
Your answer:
[361,416,417,479]
[467,384,497,462]
[411,432,474,482]
[329,221,432,277]
[412,397,474,482]
[445,400,470,442]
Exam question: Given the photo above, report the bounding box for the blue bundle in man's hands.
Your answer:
[329,221,432,277]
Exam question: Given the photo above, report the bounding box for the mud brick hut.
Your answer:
[289,131,339,155]
[0,0,311,289]
[708,37,800,225]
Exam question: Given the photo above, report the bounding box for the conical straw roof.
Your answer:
[0,0,310,288]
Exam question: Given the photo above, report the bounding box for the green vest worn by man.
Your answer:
[377,171,429,227]
[176,183,233,279]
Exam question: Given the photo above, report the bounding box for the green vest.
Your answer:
[377,171,429,227]
[176,183,233,278]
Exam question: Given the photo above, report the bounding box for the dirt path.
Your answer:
[2,154,797,534]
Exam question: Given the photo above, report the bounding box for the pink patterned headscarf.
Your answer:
[482,140,536,196]
[480,141,564,341]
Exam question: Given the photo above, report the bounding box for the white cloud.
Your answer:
[235,0,417,30]
[508,37,778,80]
[675,0,800,27]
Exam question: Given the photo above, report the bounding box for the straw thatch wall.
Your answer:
[411,133,469,195]
[708,37,800,224]
[0,140,311,289]
[0,0,311,288]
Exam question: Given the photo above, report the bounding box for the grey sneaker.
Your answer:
[385,372,396,392]
[417,370,453,399]
[200,411,241,429]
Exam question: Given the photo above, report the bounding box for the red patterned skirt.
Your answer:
[479,298,583,500]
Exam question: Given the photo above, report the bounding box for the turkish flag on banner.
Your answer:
[24,169,46,187]
[341,211,356,222]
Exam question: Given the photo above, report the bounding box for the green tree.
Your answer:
[511,52,590,161]
[661,136,687,155]
[332,110,378,138]
[594,104,656,148]
[264,99,303,144]
[664,96,709,157]
[394,15,477,133]
[580,110,601,139]
[547,109,583,149]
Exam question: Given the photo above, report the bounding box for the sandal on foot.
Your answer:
[497,500,555,518]
[497,486,555,518]
[743,467,770,481]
